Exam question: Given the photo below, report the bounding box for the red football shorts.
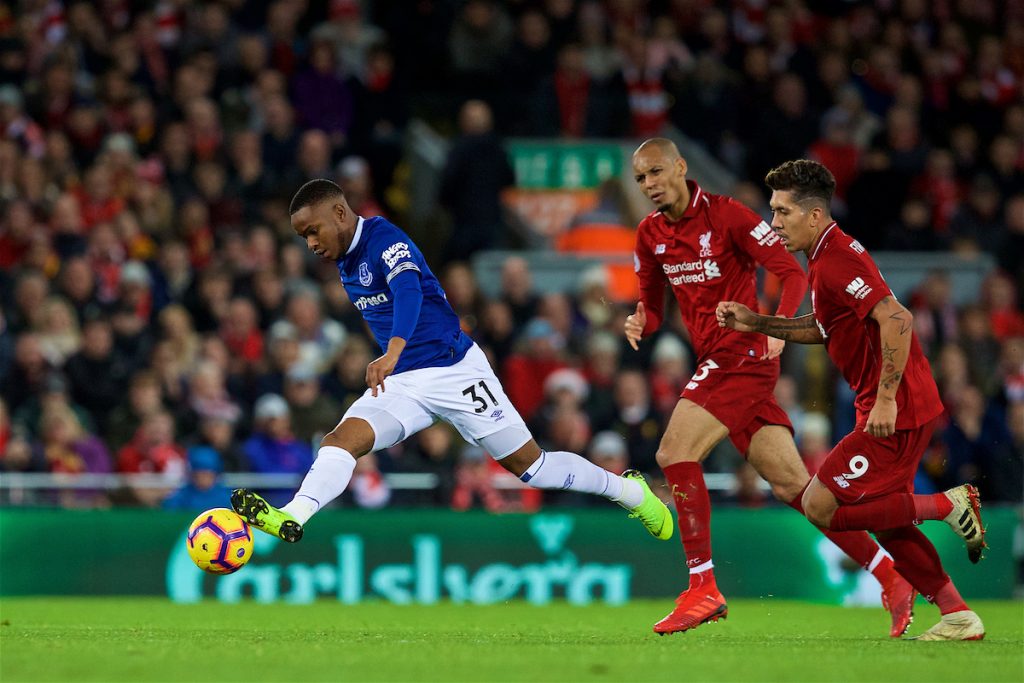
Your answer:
[681,351,792,456]
[818,417,941,504]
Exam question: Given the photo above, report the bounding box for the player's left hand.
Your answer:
[365,352,399,397]
[864,397,897,438]
[762,336,785,360]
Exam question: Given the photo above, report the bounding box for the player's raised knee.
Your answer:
[655,447,701,468]
[801,494,834,527]
[769,481,805,504]
[320,418,375,457]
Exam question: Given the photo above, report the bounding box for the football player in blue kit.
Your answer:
[231,179,673,542]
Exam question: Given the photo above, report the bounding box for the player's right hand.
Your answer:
[716,301,758,332]
[624,301,646,351]
[365,352,399,397]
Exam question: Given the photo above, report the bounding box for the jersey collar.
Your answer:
[345,215,365,257]
[809,221,838,262]
[671,180,707,222]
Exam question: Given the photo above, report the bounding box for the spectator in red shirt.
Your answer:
[0,199,36,268]
[221,297,264,374]
[648,333,690,418]
[75,163,125,231]
[502,318,568,421]
[982,273,1024,341]
[336,155,384,218]
[808,113,860,202]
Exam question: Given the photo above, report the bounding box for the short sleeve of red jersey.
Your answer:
[817,240,892,320]
[723,198,807,317]
[721,198,773,250]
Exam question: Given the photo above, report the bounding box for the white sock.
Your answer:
[519,450,645,508]
[689,560,714,574]
[281,446,357,525]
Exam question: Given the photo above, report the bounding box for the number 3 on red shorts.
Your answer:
[686,359,720,390]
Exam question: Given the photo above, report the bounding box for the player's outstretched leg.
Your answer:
[621,470,674,540]
[942,484,986,564]
[790,489,917,637]
[749,428,917,637]
[231,489,304,543]
[910,610,986,641]
[509,444,673,540]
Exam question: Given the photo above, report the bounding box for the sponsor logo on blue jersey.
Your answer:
[354,292,389,310]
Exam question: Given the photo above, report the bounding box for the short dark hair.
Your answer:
[289,179,344,215]
[764,160,836,208]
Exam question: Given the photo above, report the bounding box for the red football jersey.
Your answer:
[635,181,807,360]
[808,223,944,430]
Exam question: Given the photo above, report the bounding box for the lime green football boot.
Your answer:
[621,470,674,540]
[231,489,304,543]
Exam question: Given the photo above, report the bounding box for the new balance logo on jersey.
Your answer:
[849,239,866,254]
[749,221,779,247]
[655,243,666,254]
[382,242,411,268]
[845,277,872,299]
[354,293,389,310]
[699,231,713,257]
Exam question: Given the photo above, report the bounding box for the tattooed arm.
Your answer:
[864,295,914,437]
[716,302,825,344]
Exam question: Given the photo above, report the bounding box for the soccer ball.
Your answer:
[186,508,254,574]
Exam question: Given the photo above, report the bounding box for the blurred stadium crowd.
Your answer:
[0,0,1021,510]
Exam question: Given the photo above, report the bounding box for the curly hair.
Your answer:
[289,178,345,215]
[764,160,836,208]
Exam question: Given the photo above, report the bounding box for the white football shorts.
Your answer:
[342,343,530,458]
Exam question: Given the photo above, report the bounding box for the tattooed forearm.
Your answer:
[754,314,824,344]
[873,298,913,401]
[881,371,903,392]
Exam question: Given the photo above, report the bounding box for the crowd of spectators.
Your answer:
[0,0,1021,510]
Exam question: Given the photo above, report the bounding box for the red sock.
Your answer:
[874,526,950,601]
[870,554,898,585]
[830,493,915,531]
[913,493,953,520]
[933,580,970,615]
[831,492,953,531]
[787,488,883,570]
[688,568,718,592]
[663,461,713,570]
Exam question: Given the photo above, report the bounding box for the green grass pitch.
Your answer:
[0,598,1021,682]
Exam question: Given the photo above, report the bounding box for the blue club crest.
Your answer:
[358,262,372,286]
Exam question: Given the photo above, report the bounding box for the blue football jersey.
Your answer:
[336,216,472,374]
